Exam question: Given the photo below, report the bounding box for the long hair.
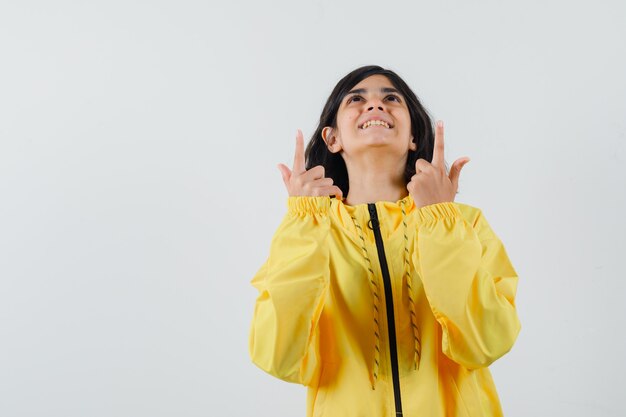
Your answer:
[305,65,448,198]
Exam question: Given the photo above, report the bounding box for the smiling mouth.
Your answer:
[359,120,393,129]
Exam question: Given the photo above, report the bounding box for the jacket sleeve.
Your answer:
[411,201,521,369]
[248,195,331,386]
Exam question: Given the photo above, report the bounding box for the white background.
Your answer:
[1,1,624,416]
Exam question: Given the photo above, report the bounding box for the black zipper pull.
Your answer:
[368,204,379,230]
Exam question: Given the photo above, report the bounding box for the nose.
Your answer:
[367,96,386,112]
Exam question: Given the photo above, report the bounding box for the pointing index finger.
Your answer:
[292,129,306,175]
[432,120,445,169]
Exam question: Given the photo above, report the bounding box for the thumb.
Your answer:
[449,157,470,190]
[332,186,343,201]
[277,163,291,186]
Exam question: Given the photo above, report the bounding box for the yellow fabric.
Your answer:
[248,194,521,417]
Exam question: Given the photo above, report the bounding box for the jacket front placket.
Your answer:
[367,203,404,417]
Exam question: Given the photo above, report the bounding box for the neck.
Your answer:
[342,154,408,206]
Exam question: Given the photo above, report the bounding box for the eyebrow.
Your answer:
[346,87,402,95]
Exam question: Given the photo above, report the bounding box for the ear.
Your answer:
[322,126,342,153]
[409,136,417,151]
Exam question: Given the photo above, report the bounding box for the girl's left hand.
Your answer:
[407,120,471,209]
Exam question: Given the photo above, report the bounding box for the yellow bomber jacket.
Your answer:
[248,194,521,417]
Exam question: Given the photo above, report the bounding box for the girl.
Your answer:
[248,65,521,417]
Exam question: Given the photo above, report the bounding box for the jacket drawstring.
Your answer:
[349,214,381,390]
[400,199,422,371]
[349,201,421,391]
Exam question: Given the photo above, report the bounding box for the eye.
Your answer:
[346,94,402,104]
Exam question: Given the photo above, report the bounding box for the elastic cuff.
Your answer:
[417,201,462,224]
[287,196,330,216]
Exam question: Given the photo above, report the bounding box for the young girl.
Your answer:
[248,65,521,417]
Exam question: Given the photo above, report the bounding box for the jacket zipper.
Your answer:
[368,203,403,417]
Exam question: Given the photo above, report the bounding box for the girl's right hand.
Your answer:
[277,129,343,199]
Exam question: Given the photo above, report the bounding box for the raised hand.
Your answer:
[277,129,344,199]
[407,120,470,209]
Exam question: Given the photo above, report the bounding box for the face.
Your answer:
[322,74,416,158]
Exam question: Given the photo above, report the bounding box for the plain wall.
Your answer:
[1,0,624,416]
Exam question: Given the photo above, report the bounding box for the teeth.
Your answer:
[361,120,390,129]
